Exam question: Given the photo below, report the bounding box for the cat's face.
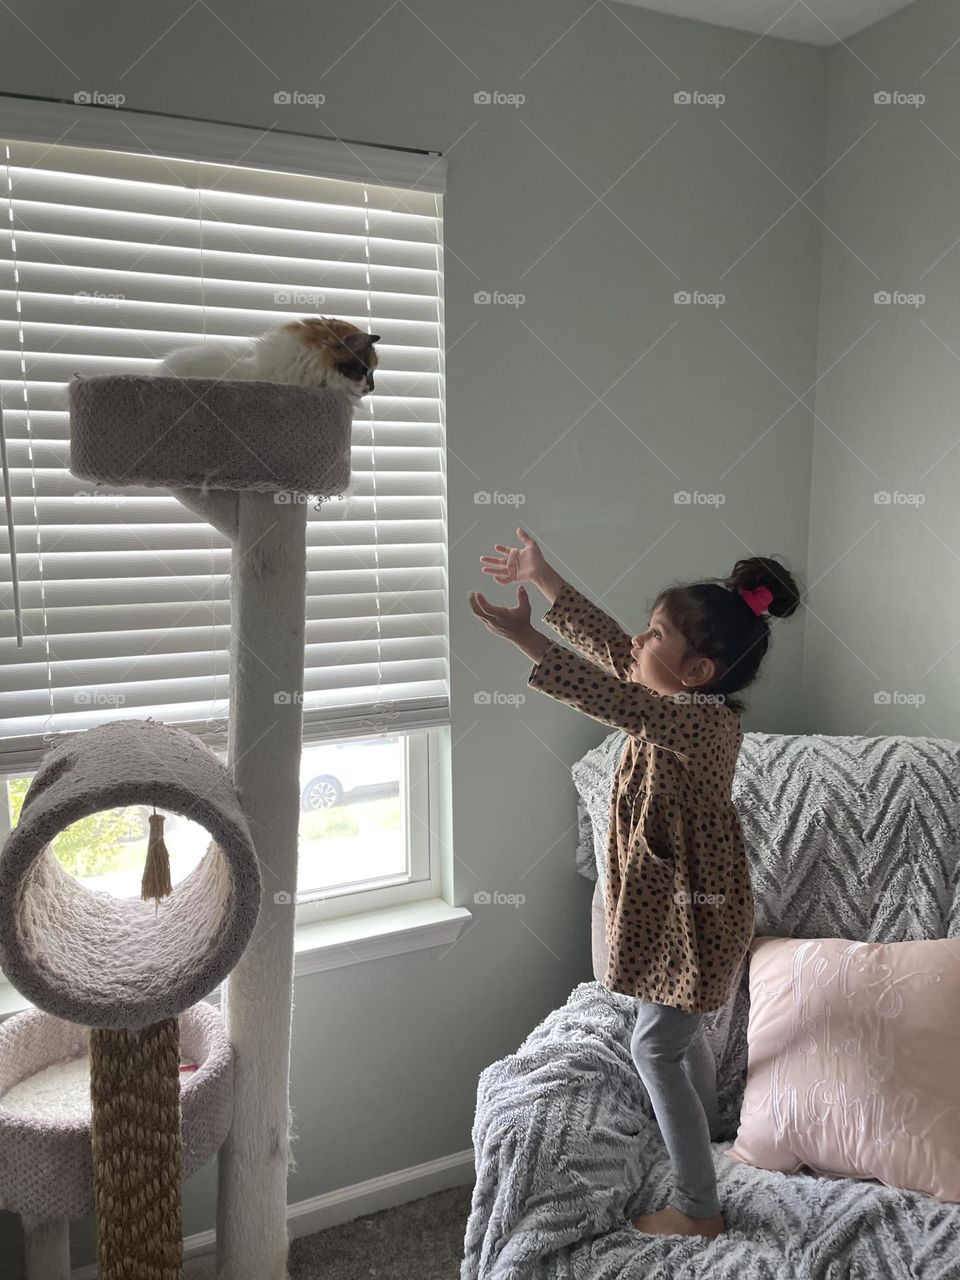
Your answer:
[284,318,380,399]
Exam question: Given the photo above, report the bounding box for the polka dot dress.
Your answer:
[527,579,755,1013]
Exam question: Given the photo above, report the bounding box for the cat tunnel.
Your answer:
[0,719,261,1030]
[0,375,354,1279]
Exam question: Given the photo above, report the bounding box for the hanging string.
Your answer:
[4,143,55,750]
[364,185,384,729]
[196,161,228,748]
[0,404,20,646]
[434,189,447,726]
[2,148,25,648]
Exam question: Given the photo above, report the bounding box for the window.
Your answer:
[0,102,448,921]
[0,727,438,923]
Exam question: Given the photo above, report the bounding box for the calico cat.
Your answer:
[157,317,381,406]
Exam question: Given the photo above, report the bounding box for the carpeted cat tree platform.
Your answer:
[0,375,353,1279]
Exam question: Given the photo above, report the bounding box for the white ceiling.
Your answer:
[615,0,918,46]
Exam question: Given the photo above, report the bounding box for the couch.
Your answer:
[461,731,960,1278]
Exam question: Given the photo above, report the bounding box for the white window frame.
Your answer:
[293,727,436,925]
[0,725,439,911]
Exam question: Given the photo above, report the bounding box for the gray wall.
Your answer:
[805,0,960,735]
[0,0,874,1270]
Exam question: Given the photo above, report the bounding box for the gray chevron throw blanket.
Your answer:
[462,733,960,1279]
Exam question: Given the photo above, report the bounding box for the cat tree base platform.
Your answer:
[0,1001,234,1280]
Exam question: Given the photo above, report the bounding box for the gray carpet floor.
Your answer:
[184,1183,474,1279]
[290,1184,473,1278]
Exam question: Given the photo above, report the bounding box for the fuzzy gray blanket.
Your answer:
[461,732,960,1278]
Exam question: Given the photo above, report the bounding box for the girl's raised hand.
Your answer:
[468,585,532,644]
[479,527,547,586]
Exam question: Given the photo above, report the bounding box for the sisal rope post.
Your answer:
[89,1017,184,1280]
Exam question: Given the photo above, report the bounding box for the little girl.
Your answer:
[468,528,802,1241]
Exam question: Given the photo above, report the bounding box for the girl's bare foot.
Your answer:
[631,1205,726,1238]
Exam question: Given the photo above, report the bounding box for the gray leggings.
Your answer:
[630,1000,722,1218]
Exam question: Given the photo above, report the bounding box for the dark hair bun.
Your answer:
[724,555,802,620]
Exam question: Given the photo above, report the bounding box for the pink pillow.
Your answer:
[725,935,960,1202]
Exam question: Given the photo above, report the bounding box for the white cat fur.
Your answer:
[157,324,369,406]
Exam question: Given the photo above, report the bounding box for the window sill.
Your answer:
[290,896,473,977]
[0,897,473,1021]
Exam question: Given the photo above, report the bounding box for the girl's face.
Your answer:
[629,606,715,695]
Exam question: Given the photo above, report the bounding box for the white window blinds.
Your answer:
[0,119,448,773]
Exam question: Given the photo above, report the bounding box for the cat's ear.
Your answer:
[341,330,379,355]
[368,333,381,344]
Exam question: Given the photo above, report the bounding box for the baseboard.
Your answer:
[71,1148,476,1277]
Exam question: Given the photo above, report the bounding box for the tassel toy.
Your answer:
[142,809,173,905]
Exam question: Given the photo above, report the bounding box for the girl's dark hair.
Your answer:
[652,555,803,715]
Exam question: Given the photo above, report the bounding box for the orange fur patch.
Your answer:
[282,317,379,372]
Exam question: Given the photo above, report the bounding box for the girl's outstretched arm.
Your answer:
[527,639,724,760]
[537,578,635,681]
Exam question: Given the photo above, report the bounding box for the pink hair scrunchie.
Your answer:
[738,584,774,616]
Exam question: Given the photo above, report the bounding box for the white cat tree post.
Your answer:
[68,373,354,1280]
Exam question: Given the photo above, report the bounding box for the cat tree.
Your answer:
[0,374,353,1278]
